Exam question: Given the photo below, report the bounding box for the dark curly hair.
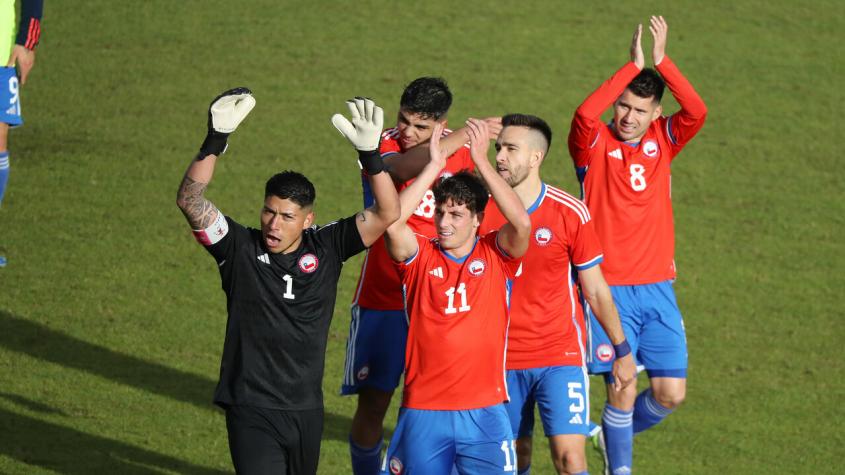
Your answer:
[433,171,488,214]
[264,170,315,207]
[399,77,453,120]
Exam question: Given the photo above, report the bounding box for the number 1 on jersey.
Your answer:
[282,274,295,300]
[444,283,470,315]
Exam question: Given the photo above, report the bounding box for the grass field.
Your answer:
[0,1,842,473]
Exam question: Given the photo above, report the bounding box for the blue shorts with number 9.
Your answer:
[382,405,517,475]
[585,280,688,378]
[0,67,21,126]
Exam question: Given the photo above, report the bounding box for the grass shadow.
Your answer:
[0,310,353,441]
[0,402,227,474]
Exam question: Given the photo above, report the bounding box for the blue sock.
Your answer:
[517,465,530,475]
[0,152,8,207]
[349,434,383,475]
[633,388,674,434]
[602,404,633,474]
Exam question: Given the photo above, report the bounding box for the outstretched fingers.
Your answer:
[650,15,668,65]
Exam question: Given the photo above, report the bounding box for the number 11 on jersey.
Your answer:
[445,283,470,315]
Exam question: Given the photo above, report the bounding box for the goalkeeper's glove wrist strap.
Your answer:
[358,149,385,175]
[198,131,230,159]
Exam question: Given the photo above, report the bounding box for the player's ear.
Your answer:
[473,211,484,229]
[530,150,544,168]
[651,103,663,121]
[302,210,315,229]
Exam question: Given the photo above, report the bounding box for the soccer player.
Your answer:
[478,114,637,475]
[0,0,43,267]
[567,17,707,474]
[177,90,399,475]
[341,77,499,475]
[379,119,531,474]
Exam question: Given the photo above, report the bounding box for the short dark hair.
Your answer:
[502,113,553,152]
[264,170,315,207]
[433,171,488,215]
[399,77,452,120]
[626,68,665,103]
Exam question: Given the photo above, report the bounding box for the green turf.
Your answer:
[0,0,842,473]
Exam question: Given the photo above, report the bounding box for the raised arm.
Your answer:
[649,16,707,146]
[177,88,256,229]
[383,123,449,262]
[466,119,530,258]
[568,25,644,160]
[331,98,400,247]
[578,266,636,391]
[383,117,501,183]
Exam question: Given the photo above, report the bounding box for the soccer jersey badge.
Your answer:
[596,343,614,362]
[534,227,553,246]
[389,456,403,474]
[467,258,486,277]
[643,139,659,158]
[298,253,319,273]
[357,365,369,381]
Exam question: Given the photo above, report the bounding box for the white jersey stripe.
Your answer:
[546,185,591,220]
[545,193,590,224]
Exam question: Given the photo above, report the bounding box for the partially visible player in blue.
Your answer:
[0,0,43,267]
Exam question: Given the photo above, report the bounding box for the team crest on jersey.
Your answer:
[596,344,614,362]
[467,258,487,277]
[643,139,659,158]
[357,365,369,381]
[389,457,403,474]
[534,227,553,246]
[298,253,319,273]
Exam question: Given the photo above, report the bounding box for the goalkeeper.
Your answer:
[176,89,399,474]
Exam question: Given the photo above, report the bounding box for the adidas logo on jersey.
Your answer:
[569,414,584,425]
[428,267,443,278]
[608,148,623,160]
[257,253,270,264]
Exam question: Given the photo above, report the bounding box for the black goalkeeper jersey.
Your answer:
[201,214,366,410]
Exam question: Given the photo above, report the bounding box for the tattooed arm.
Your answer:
[176,154,220,229]
[355,166,400,248]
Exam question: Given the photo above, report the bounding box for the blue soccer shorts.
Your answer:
[341,305,409,395]
[382,405,517,475]
[584,280,687,378]
[505,366,590,438]
[0,67,21,126]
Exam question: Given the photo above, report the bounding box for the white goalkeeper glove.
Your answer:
[331,97,384,152]
[198,87,256,159]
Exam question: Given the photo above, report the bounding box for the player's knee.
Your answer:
[357,389,393,420]
[552,449,586,475]
[654,386,686,409]
[607,383,637,410]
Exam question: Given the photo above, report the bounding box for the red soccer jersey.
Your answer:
[353,128,474,310]
[568,57,707,285]
[480,183,604,369]
[396,232,520,410]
